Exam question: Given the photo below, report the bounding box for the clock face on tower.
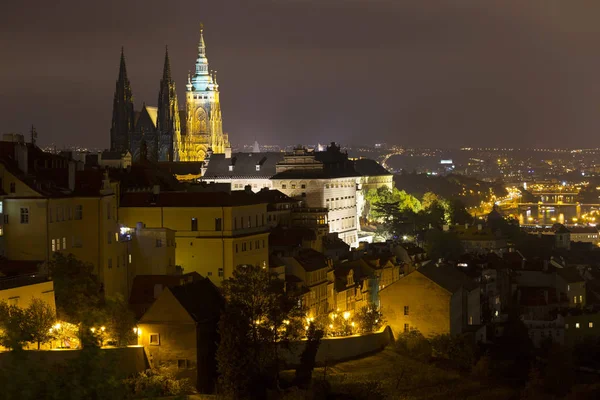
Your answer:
[195,107,207,122]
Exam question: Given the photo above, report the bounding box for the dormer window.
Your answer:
[347,269,354,286]
[256,164,260,171]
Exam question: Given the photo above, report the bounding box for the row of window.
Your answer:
[52,236,84,251]
[331,216,356,231]
[108,254,132,269]
[325,182,355,189]
[235,239,266,253]
[48,205,84,223]
[191,214,265,232]
[232,183,271,189]
[566,322,594,329]
[206,268,224,278]
[233,215,265,230]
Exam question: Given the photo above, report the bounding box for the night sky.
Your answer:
[3,0,600,149]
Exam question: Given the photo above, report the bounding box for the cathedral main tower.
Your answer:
[179,25,229,162]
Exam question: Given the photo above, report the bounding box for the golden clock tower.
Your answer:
[179,25,230,162]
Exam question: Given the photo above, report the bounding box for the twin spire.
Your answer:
[118,23,216,95]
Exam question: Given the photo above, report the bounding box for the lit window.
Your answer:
[56,238,61,251]
[576,323,580,329]
[590,322,594,328]
[580,295,583,303]
[115,232,119,242]
[62,237,66,249]
[469,316,473,325]
[128,254,132,264]
[149,333,160,345]
[51,239,56,252]
[567,285,570,292]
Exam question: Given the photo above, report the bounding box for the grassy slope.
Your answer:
[310,348,516,400]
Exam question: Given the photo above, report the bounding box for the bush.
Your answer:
[394,330,431,362]
[430,333,475,372]
[472,355,491,380]
[124,366,194,398]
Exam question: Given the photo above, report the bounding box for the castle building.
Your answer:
[110,26,229,163]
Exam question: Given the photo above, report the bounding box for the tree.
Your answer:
[0,301,31,350]
[355,303,385,334]
[294,323,324,388]
[24,298,56,350]
[48,253,103,324]
[422,192,441,210]
[103,295,136,347]
[424,229,464,261]
[216,264,304,399]
[447,199,473,226]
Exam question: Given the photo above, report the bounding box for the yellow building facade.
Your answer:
[119,192,269,285]
[0,161,128,298]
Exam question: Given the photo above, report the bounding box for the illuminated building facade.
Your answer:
[110,25,229,163]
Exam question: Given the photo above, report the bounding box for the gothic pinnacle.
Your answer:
[162,45,172,81]
[118,46,128,82]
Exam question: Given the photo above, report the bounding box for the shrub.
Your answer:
[394,329,431,362]
[124,366,194,398]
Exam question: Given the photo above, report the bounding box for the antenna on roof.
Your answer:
[30,125,37,146]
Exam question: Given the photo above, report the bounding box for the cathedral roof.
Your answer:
[134,105,158,130]
[203,152,284,179]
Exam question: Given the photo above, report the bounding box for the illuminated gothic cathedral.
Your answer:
[110,26,230,162]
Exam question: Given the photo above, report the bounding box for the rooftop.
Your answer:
[203,152,284,179]
[120,190,268,208]
[417,263,479,293]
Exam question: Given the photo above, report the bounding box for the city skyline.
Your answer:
[4,1,600,149]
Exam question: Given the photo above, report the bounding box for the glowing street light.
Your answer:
[343,312,350,320]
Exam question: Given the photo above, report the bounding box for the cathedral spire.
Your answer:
[111,47,134,152]
[192,23,211,89]
[198,23,206,58]
[118,46,128,82]
[162,45,172,81]
[157,45,180,162]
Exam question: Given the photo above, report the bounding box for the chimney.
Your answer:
[225,146,232,159]
[14,142,28,175]
[68,161,76,191]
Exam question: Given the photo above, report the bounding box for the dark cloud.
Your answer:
[2,0,600,148]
